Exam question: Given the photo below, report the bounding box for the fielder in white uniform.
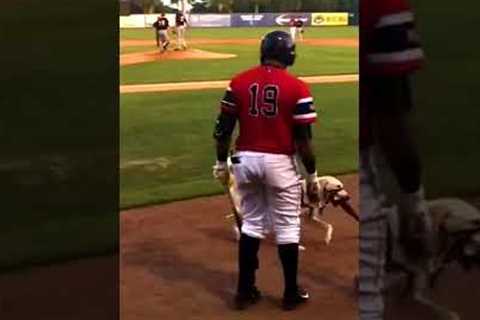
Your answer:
[175,12,188,50]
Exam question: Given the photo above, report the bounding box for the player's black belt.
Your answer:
[231,156,241,164]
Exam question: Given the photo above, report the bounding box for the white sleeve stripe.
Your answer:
[221,100,236,106]
[293,113,317,120]
[296,97,313,104]
[368,48,424,64]
[375,11,414,28]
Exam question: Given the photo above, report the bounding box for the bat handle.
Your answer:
[224,185,242,230]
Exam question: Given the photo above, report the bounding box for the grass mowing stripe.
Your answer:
[120,83,358,208]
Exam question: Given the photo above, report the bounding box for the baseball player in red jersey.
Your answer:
[359,0,432,319]
[212,31,321,311]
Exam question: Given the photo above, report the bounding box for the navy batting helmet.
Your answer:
[260,31,296,67]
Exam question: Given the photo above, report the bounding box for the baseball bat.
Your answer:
[224,185,242,231]
[339,201,360,222]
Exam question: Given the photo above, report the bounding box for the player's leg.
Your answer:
[159,32,166,52]
[289,27,296,43]
[230,154,268,309]
[180,26,187,49]
[155,30,159,47]
[264,154,307,310]
[358,148,387,320]
[163,31,170,50]
[175,26,181,50]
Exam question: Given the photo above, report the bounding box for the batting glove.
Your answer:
[212,161,229,186]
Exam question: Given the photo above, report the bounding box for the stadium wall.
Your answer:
[119,12,356,28]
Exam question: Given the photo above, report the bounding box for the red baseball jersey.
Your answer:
[360,0,424,147]
[220,65,316,155]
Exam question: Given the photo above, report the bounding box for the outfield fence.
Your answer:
[120,12,358,28]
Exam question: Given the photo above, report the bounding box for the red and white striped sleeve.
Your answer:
[293,81,317,125]
[366,0,424,75]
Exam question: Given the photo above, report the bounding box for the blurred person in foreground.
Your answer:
[358,0,434,319]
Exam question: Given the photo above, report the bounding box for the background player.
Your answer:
[174,11,188,50]
[288,17,298,42]
[358,0,432,319]
[152,13,170,53]
[295,18,304,42]
[212,30,321,311]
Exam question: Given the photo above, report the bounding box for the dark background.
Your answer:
[411,1,480,199]
[0,0,118,318]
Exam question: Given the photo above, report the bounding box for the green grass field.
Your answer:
[120,26,359,208]
[121,44,357,84]
[120,83,358,208]
[120,26,358,84]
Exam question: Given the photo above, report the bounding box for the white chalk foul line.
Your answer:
[120,74,359,94]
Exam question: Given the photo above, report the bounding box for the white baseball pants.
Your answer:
[176,26,187,48]
[158,30,169,43]
[231,151,302,244]
[289,27,297,42]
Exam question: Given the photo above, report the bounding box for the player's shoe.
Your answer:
[234,287,261,310]
[282,287,309,311]
[163,41,170,51]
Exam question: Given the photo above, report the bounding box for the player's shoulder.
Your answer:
[230,65,263,85]
[283,70,308,88]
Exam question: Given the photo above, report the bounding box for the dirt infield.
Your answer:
[121,37,358,48]
[2,182,479,319]
[120,49,237,66]
[121,174,359,320]
[120,74,359,94]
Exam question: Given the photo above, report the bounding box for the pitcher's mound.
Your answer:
[120,49,237,66]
